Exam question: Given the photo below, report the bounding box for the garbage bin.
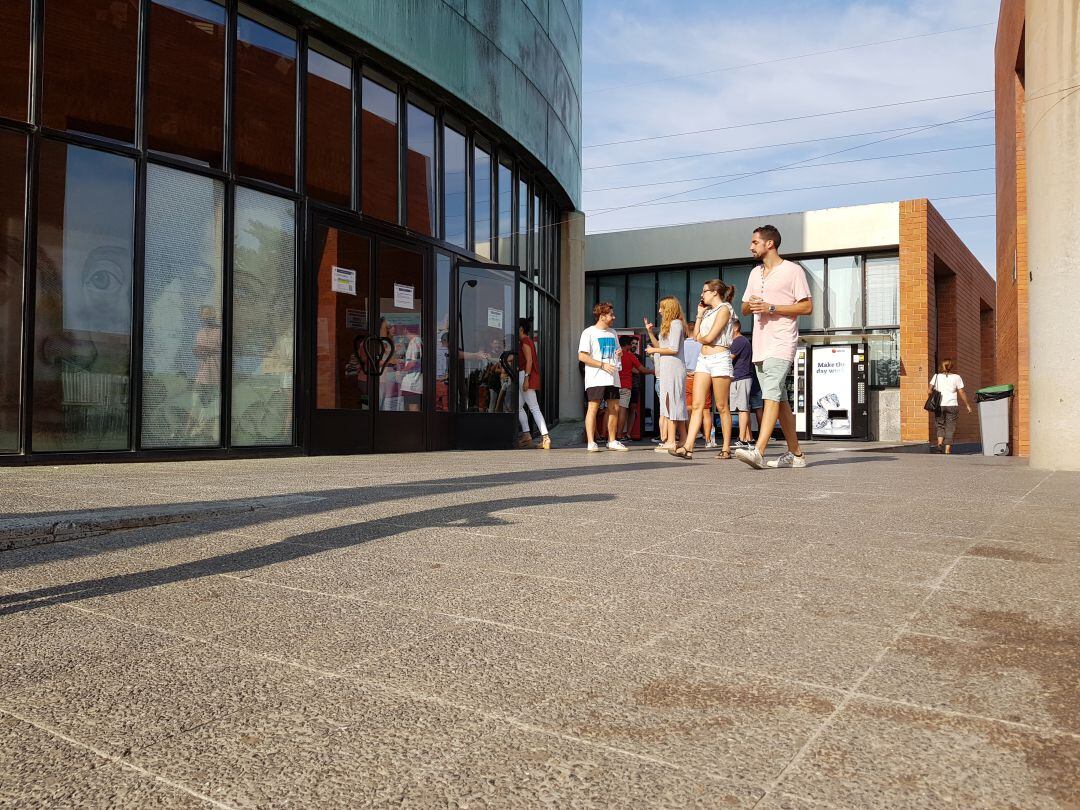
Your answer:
[976,384,1014,456]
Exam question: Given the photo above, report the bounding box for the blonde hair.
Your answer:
[658,296,685,338]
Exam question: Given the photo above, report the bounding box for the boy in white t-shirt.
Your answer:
[578,302,628,452]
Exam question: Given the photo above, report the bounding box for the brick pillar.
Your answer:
[899,200,933,442]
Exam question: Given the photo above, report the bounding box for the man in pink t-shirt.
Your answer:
[734,225,813,470]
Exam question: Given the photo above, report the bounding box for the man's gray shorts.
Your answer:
[754,358,793,402]
[729,378,751,411]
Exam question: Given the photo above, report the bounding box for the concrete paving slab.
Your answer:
[909,588,1080,643]
[942,555,1080,603]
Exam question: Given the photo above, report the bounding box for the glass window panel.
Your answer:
[497,161,513,263]
[657,270,686,320]
[442,125,466,248]
[584,276,596,325]
[314,224,370,410]
[32,142,135,451]
[42,0,138,142]
[627,272,655,332]
[723,263,754,333]
[797,258,825,331]
[457,266,515,413]
[142,166,224,448]
[232,187,295,446]
[531,192,541,281]
[147,0,226,167]
[405,104,435,236]
[435,253,451,412]
[596,275,625,327]
[0,132,27,452]
[865,254,900,326]
[517,178,528,270]
[0,0,31,122]
[305,43,352,207]
[378,244,424,412]
[473,145,491,259]
[235,9,296,188]
[361,76,398,223]
[688,267,718,323]
[868,329,900,388]
[827,255,863,329]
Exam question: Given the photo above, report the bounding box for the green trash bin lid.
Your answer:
[977,384,1014,395]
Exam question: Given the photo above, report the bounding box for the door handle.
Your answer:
[363,335,395,377]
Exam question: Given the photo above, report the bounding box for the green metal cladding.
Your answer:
[289,0,583,207]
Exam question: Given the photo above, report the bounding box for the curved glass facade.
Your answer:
[0,0,567,458]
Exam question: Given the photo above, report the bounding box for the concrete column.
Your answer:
[558,210,586,421]
[1026,0,1080,470]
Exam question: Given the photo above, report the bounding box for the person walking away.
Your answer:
[517,318,551,449]
[728,318,754,449]
[735,225,813,469]
[670,280,736,460]
[929,358,972,454]
[681,322,715,448]
[616,335,652,440]
[579,302,628,452]
[643,296,688,451]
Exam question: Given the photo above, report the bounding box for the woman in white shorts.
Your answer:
[670,279,735,460]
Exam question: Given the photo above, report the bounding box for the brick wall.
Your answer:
[899,199,997,444]
[995,0,1030,456]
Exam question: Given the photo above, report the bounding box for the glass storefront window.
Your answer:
[497,160,513,264]
[517,178,528,271]
[142,165,224,448]
[231,187,295,446]
[688,267,718,323]
[435,253,451,412]
[827,255,863,329]
[597,275,625,326]
[584,276,597,325]
[443,125,466,248]
[32,142,136,452]
[1,131,26,452]
[377,244,424,412]
[405,103,435,236]
[313,225,370,411]
[305,42,352,208]
[473,145,491,259]
[865,255,900,326]
[235,8,296,189]
[532,191,541,282]
[0,0,31,122]
[723,263,754,333]
[627,272,655,331]
[147,0,226,168]
[361,75,398,223]
[657,270,685,318]
[868,330,900,388]
[457,266,515,413]
[42,0,139,143]
[797,258,825,332]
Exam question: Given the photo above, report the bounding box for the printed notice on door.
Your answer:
[393,283,414,309]
[331,266,356,296]
[487,307,504,329]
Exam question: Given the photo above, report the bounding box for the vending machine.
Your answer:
[803,343,869,440]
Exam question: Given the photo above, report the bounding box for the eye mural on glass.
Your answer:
[32,143,136,452]
[473,145,492,260]
[231,188,296,446]
[142,165,224,448]
[405,104,435,236]
[0,131,27,453]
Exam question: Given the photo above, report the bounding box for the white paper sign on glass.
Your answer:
[393,283,414,309]
[487,307,504,329]
[331,266,356,296]
[345,308,366,330]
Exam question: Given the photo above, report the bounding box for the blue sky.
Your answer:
[581,0,999,272]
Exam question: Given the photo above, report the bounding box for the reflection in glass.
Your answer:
[42,0,139,143]
[865,255,900,326]
[597,275,625,327]
[723,263,754,333]
[868,330,900,388]
[532,192,541,281]
[232,188,295,445]
[435,253,451,412]
[306,43,352,207]
[458,267,515,413]
[517,178,528,271]
[584,276,597,325]
[377,245,424,412]
[473,146,491,259]
[142,166,223,448]
[627,272,655,331]
[688,268,717,322]
[1,132,27,452]
[314,225,370,410]
[361,76,398,223]
[0,0,31,122]
[443,126,466,248]
[406,104,435,236]
[147,0,226,167]
[497,161,513,263]
[235,8,296,188]
[657,270,686,322]
[827,255,863,329]
[797,258,826,331]
[32,143,135,451]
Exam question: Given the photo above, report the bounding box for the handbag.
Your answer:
[924,375,941,412]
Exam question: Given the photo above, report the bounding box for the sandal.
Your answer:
[717,449,731,460]
[668,446,692,460]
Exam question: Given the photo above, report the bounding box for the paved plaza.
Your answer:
[1,445,1078,808]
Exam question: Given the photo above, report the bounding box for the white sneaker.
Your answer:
[767,452,807,468]
[587,442,601,452]
[705,440,718,449]
[606,440,629,452]
[734,447,766,469]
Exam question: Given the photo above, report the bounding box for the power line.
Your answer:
[583,90,993,149]
[583,115,994,170]
[585,22,996,94]
[948,214,996,220]
[584,144,995,193]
